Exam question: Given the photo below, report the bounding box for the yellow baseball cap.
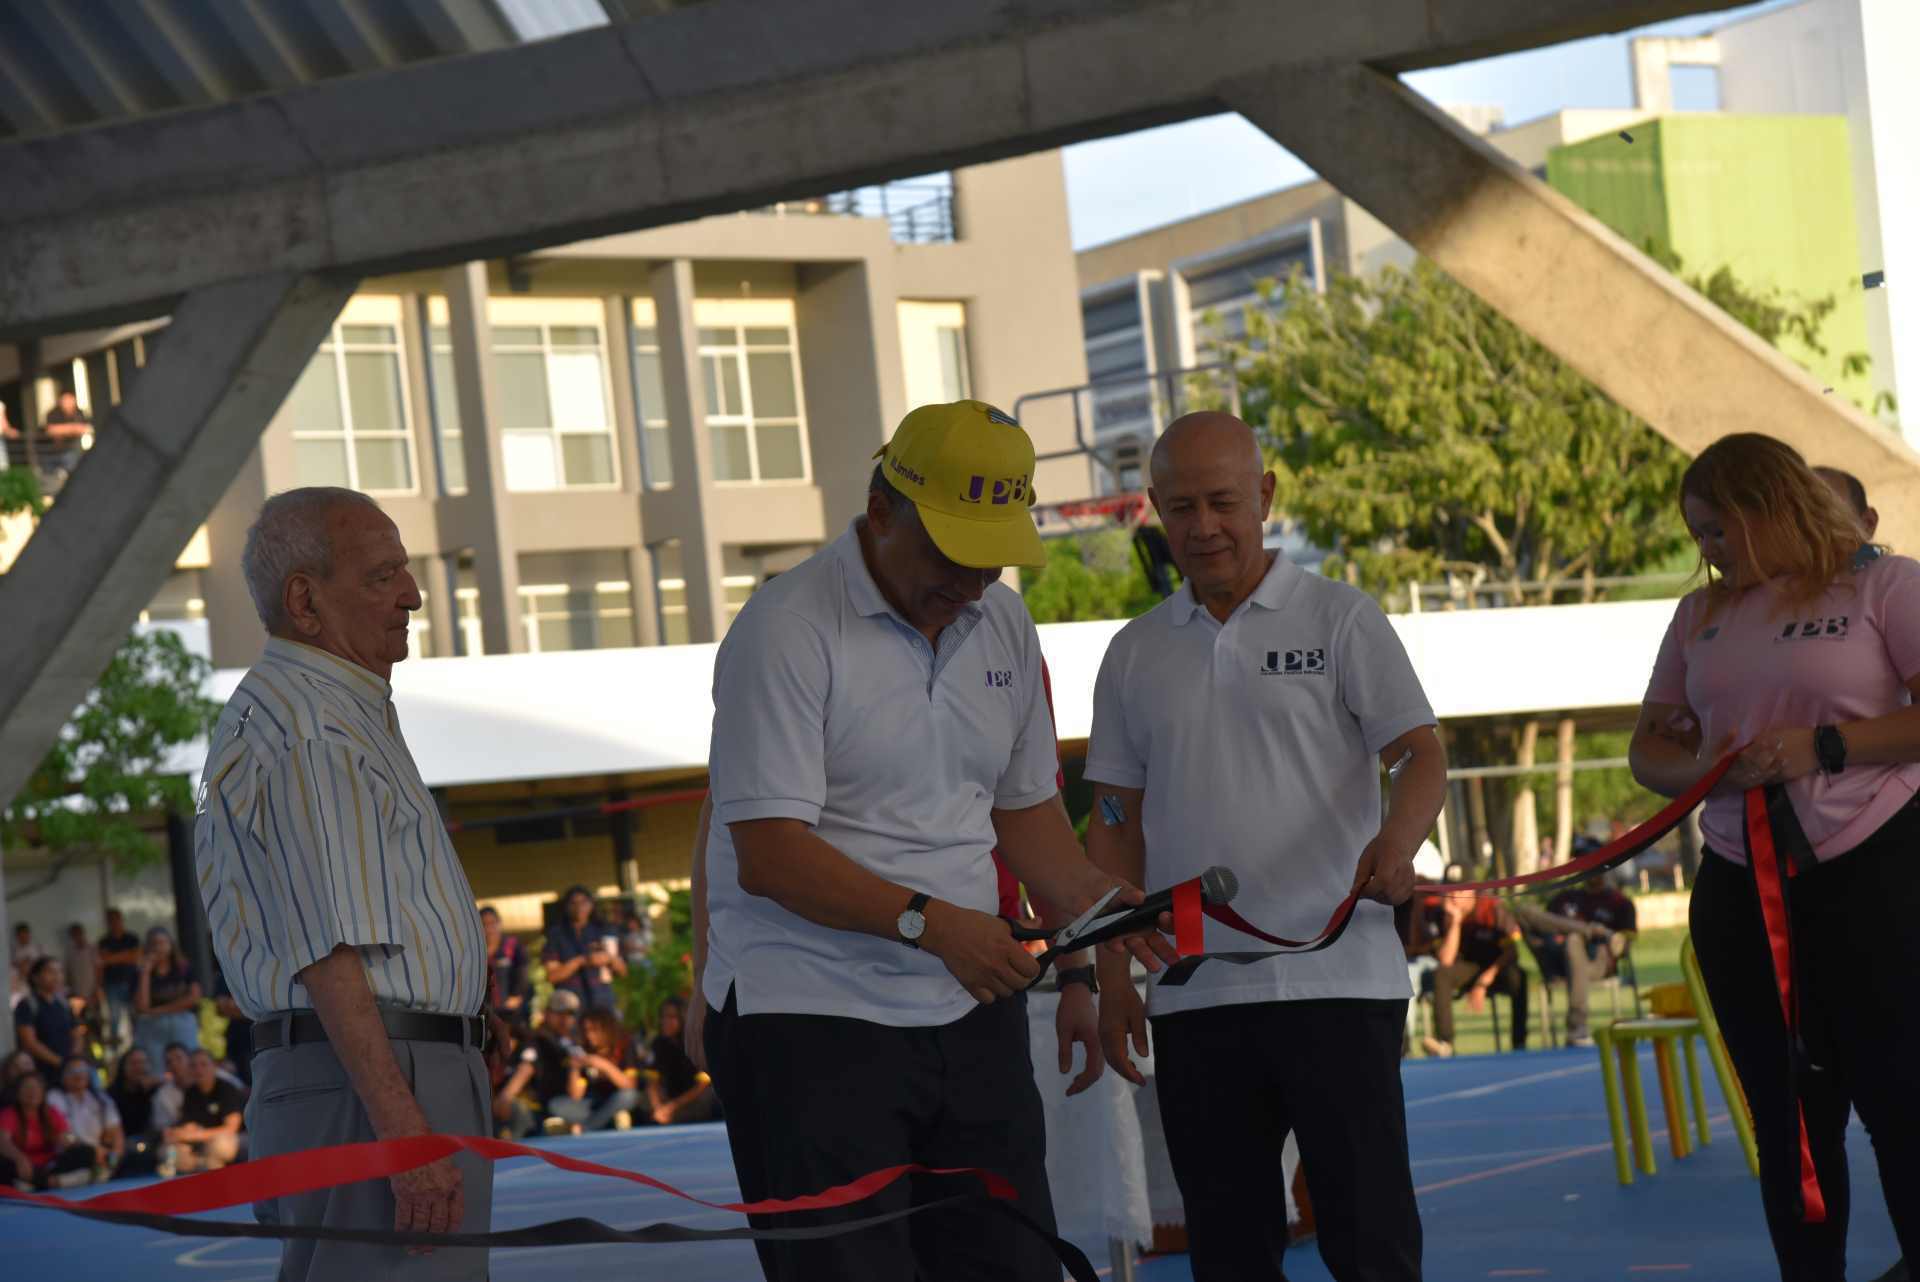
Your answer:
[872,400,1046,569]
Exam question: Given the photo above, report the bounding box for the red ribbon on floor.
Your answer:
[1746,787,1828,1225]
[1159,755,1736,985]
[0,1134,1097,1280]
[0,1133,1008,1219]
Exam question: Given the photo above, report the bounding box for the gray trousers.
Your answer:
[248,1037,494,1282]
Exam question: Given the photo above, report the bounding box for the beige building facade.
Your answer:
[4,151,1092,670]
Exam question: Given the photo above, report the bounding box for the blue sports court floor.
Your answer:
[0,1046,1898,1281]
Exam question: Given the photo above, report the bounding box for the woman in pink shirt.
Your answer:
[1630,433,1920,1281]
[0,1071,95,1189]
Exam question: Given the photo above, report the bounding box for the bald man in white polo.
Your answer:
[1085,413,1447,1282]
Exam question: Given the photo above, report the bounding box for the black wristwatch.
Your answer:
[1055,965,1098,995]
[1815,724,1848,776]
[896,892,932,949]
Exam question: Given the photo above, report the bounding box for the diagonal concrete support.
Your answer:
[1223,64,1920,549]
[0,273,356,808]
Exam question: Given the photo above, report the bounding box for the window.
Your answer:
[518,551,636,653]
[423,298,466,495]
[650,540,757,644]
[138,570,205,625]
[897,301,973,410]
[286,298,418,494]
[694,301,810,484]
[1081,281,1156,440]
[1183,235,1317,349]
[487,299,618,492]
[628,299,672,488]
[652,540,690,646]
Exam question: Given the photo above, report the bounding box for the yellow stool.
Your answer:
[1680,934,1761,1180]
[1593,937,1761,1186]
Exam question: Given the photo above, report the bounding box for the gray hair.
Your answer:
[241,487,382,633]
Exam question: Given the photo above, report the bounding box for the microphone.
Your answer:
[1062,866,1238,952]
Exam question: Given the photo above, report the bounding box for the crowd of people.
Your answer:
[6,886,707,1191]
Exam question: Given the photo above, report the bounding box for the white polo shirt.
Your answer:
[703,520,1060,1026]
[1084,553,1436,1016]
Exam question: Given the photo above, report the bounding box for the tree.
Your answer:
[1228,261,1696,606]
[3,629,219,896]
[1020,530,1166,624]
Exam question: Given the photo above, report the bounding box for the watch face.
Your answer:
[897,909,926,941]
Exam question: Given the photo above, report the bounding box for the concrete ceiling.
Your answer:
[0,0,609,142]
[0,0,1748,342]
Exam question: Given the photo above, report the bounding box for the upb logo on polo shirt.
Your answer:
[984,668,1015,689]
[1775,616,1849,642]
[960,473,1030,506]
[1261,648,1325,676]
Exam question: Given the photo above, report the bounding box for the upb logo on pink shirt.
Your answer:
[1776,616,1850,642]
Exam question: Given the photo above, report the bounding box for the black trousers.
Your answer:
[1151,999,1422,1282]
[1692,806,1920,1282]
[703,986,1059,1282]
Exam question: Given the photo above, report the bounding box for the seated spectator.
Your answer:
[0,1116,30,1191]
[647,997,717,1126]
[1426,891,1530,1056]
[3,1049,37,1095]
[1514,857,1636,1047]
[0,1071,95,1189]
[482,907,533,1028]
[209,963,253,1087]
[1394,843,1448,1055]
[50,1056,123,1179]
[548,1008,644,1133]
[107,1047,169,1178]
[134,927,201,1070]
[493,990,586,1140]
[14,956,81,1072]
[163,1049,244,1172]
[10,921,40,975]
[620,909,654,969]
[151,1043,190,1133]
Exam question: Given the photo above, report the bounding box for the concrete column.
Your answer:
[398,292,445,498]
[420,552,456,659]
[796,261,898,527]
[643,259,726,643]
[625,542,660,648]
[441,262,525,654]
[17,339,42,474]
[1223,62,1920,552]
[602,295,644,497]
[0,272,357,810]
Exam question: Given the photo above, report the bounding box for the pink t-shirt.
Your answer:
[1644,553,1920,863]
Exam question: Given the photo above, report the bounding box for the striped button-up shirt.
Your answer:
[194,638,486,1020]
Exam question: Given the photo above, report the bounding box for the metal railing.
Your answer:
[1397,571,1695,613]
[750,179,957,244]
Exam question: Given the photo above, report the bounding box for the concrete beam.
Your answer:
[1223,63,1920,550]
[0,273,356,809]
[0,0,1748,339]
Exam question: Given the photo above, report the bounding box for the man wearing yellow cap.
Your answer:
[700,401,1175,1281]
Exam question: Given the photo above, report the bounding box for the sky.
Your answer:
[1061,0,1806,250]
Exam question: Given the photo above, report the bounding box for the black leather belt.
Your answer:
[253,1007,487,1057]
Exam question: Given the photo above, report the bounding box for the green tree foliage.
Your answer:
[1020,530,1167,624]
[613,887,694,1036]
[2,630,218,869]
[0,468,42,518]
[1228,261,1693,604]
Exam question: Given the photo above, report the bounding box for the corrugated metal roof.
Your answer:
[0,0,609,142]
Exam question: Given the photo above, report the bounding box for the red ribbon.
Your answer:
[1746,788,1828,1224]
[0,1133,1014,1219]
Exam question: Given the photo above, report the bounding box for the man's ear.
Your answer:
[283,574,323,637]
[866,490,893,534]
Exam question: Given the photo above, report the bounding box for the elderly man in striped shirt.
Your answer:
[195,487,494,1281]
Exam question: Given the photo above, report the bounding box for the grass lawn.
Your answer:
[1411,924,1688,1059]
